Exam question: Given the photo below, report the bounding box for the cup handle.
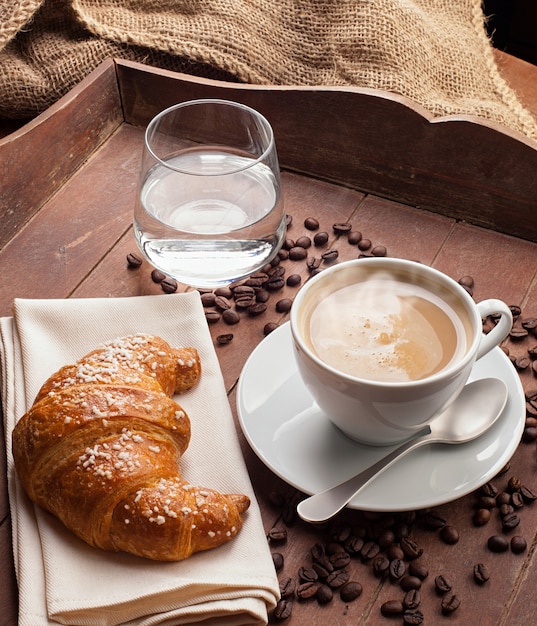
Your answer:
[476,299,513,360]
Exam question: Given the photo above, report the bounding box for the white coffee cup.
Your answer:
[290,258,512,445]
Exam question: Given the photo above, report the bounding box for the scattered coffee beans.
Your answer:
[487,535,509,552]
[304,217,319,230]
[151,269,166,283]
[441,594,461,615]
[473,563,490,584]
[160,277,177,293]
[126,252,143,268]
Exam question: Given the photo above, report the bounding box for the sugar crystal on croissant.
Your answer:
[12,334,250,561]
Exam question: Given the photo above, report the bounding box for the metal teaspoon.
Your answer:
[297,377,508,524]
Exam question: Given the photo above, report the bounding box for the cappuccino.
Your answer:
[308,278,468,382]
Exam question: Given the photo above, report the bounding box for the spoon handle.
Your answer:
[297,430,431,523]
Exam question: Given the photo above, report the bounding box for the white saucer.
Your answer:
[237,322,525,512]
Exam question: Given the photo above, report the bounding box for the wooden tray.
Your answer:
[2,57,537,254]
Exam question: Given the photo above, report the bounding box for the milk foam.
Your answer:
[309,279,466,382]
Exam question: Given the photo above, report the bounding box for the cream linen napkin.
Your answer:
[0,293,279,626]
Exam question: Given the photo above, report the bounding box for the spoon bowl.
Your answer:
[297,377,508,524]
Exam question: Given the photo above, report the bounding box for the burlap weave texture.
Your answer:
[1,0,536,141]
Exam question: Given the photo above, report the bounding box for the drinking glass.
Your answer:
[133,99,286,288]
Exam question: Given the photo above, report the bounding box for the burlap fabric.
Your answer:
[1,0,536,141]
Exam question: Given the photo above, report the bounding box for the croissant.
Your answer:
[12,334,250,561]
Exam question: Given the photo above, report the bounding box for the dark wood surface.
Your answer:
[2,56,537,625]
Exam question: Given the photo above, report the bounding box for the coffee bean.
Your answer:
[272,552,284,571]
[273,599,293,621]
[441,594,461,615]
[488,535,509,552]
[340,581,362,602]
[515,356,531,370]
[357,238,372,251]
[265,276,285,290]
[215,295,232,310]
[205,311,221,324]
[332,222,352,234]
[403,609,424,624]
[473,508,491,526]
[473,562,490,584]
[214,285,232,297]
[268,265,285,278]
[522,317,537,329]
[279,576,296,598]
[313,231,329,246]
[326,569,350,589]
[286,274,301,287]
[222,309,240,325]
[344,535,365,555]
[408,563,428,580]
[310,543,326,562]
[381,600,404,616]
[481,482,498,497]
[400,576,422,591]
[496,491,511,506]
[285,214,292,228]
[400,537,423,560]
[304,217,319,230]
[521,485,537,502]
[275,298,293,313]
[234,295,256,309]
[312,562,331,580]
[377,528,396,548]
[371,245,387,257]
[434,575,452,594]
[316,584,333,605]
[510,327,529,339]
[360,541,380,560]
[289,246,308,260]
[500,503,514,516]
[329,523,352,543]
[248,302,267,316]
[502,513,521,532]
[347,231,362,245]
[296,582,320,599]
[267,527,287,543]
[379,539,399,556]
[256,289,270,303]
[216,333,233,345]
[440,525,460,545]
[298,567,318,583]
[200,292,216,307]
[126,252,143,268]
[295,236,312,249]
[458,275,474,289]
[232,285,256,297]
[160,277,178,293]
[329,551,351,568]
[511,535,527,554]
[307,256,322,271]
[151,269,167,283]
[389,558,406,581]
[263,322,278,335]
[282,238,295,251]
[511,491,525,510]
[321,249,339,263]
[476,495,497,509]
[403,589,421,610]
[372,554,390,578]
[423,512,447,529]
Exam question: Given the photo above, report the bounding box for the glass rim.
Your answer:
[144,98,276,176]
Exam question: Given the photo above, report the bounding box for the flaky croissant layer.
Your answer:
[12,334,250,561]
